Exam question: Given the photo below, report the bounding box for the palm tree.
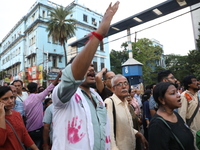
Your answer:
[46,6,77,66]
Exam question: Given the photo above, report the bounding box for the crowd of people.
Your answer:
[0,1,200,150]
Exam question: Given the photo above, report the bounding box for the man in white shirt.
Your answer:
[11,80,28,117]
[12,80,28,102]
[51,2,120,150]
[105,74,148,150]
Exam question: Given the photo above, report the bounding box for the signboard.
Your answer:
[48,72,58,81]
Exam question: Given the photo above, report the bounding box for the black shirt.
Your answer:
[98,87,113,101]
[149,112,195,150]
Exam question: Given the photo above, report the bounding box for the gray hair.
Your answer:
[111,74,126,87]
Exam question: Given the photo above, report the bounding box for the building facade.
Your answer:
[190,2,200,50]
[0,0,110,86]
[151,38,166,69]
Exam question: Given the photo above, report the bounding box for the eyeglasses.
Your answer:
[105,76,114,80]
[166,76,176,80]
[113,82,129,87]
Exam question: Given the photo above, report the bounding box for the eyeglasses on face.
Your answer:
[113,82,129,87]
[105,76,114,80]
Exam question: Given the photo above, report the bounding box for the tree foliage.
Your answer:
[196,22,200,51]
[110,38,164,85]
[187,50,200,80]
[131,38,164,85]
[46,7,77,65]
[110,48,128,74]
[165,54,190,82]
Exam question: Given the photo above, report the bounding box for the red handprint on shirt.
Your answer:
[106,136,111,143]
[75,93,81,103]
[67,116,86,144]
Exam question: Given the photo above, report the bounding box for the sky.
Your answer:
[0,0,196,56]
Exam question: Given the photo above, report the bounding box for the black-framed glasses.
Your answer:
[113,82,129,87]
[105,76,114,80]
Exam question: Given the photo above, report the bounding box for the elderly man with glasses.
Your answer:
[105,74,148,150]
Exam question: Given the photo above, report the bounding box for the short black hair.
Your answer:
[157,70,172,83]
[38,86,45,93]
[183,75,196,90]
[145,85,151,90]
[27,82,38,93]
[153,82,174,106]
[102,70,112,80]
[0,86,12,98]
[150,83,156,89]
[12,80,23,86]
[142,90,151,103]
[44,98,52,105]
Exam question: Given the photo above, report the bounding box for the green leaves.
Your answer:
[46,6,77,65]
[110,38,164,85]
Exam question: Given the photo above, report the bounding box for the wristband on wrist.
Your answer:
[84,31,104,44]
[91,31,104,41]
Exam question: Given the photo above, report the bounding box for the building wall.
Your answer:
[190,2,200,50]
[151,39,166,69]
[67,3,110,72]
[0,0,111,85]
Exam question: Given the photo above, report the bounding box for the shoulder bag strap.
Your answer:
[5,119,26,150]
[17,95,23,102]
[156,117,185,150]
[186,96,199,127]
[110,97,116,140]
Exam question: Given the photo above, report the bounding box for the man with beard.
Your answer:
[51,2,119,150]
[149,70,178,117]
[178,75,200,150]
[104,74,148,150]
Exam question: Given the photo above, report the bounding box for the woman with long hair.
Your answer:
[0,86,38,150]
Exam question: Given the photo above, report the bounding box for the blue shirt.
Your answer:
[149,95,156,110]
[11,98,24,116]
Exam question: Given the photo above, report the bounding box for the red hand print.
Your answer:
[106,136,111,143]
[75,94,81,103]
[67,116,86,144]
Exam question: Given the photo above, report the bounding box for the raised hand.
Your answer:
[97,1,120,37]
[67,116,86,144]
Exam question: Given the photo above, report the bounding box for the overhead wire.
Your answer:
[103,6,200,46]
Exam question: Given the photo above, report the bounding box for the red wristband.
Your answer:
[91,31,104,41]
